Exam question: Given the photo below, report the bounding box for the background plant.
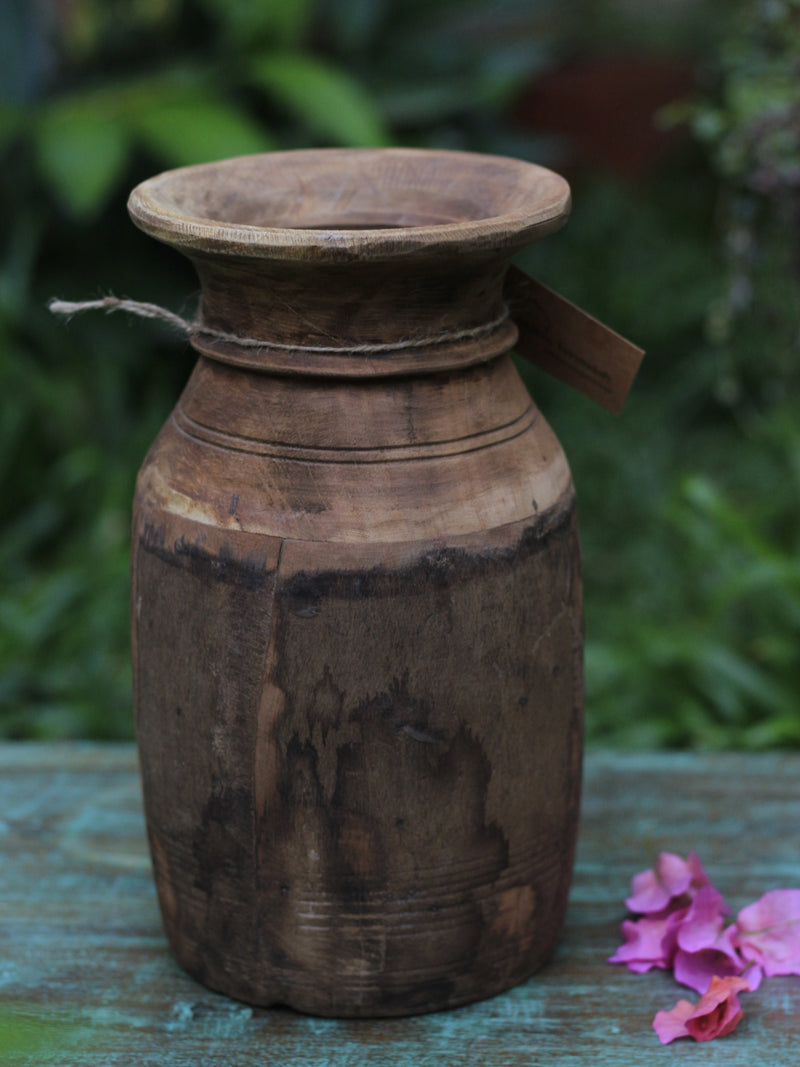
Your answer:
[0,0,797,745]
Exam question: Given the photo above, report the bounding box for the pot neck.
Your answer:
[128,151,572,376]
[186,249,519,378]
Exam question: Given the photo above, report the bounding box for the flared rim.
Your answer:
[127,147,571,263]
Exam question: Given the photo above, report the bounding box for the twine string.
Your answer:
[48,295,510,355]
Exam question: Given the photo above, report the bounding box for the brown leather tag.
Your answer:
[505,265,644,414]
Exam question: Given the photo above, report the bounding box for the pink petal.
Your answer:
[653,999,695,1045]
[623,960,657,974]
[685,851,715,897]
[742,962,763,991]
[688,1000,742,1042]
[608,916,670,971]
[626,852,693,914]
[660,905,689,964]
[655,976,750,1045]
[735,889,800,976]
[625,851,718,916]
[691,974,750,1013]
[685,975,749,1042]
[676,886,730,953]
[674,916,745,993]
[673,944,744,994]
[718,923,744,957]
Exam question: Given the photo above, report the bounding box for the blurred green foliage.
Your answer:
[0,0,798,746]
[0,1005,86,1063]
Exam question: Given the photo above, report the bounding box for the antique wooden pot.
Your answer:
[128,148,583,1017]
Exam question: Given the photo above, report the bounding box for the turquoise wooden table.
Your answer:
[2,745,799,1065]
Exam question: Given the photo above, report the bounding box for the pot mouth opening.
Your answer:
[128,147,571,261]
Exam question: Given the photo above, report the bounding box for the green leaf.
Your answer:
[249,52,389,147]
[197,0,315,46]
[34,96,130,218]
[0,209,43,316]
[0,101,23,152]
[131,96,276,167]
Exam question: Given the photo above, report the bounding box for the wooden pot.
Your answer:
[128,148,583,1017]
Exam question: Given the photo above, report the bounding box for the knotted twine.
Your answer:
[48,296,510,354]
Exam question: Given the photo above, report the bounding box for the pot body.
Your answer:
[128,149,583,1016]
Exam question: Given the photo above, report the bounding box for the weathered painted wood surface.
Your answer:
[2,745,800,1065]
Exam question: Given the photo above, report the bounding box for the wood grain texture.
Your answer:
[127,148,583,1015]
[505,266,645,414]
[132,500,583,1016]
[128,149,570,377]
[3,746,800,1065]
[127,149,570,261]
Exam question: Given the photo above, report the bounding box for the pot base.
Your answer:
[135,502,582,1017]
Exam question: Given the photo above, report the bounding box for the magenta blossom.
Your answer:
[609,884,745,990]
[625,850,718,916]
[611,852,800,1044]
[607,913,681,973]
[672,886,745,993]
[735,889,800,976]
[609,856,739,984]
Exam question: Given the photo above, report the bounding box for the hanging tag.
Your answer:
[505,265,644,415]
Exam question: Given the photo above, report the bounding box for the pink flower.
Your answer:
[652,975,751,1045]
[609,879,743,986]
[611,852,800,1044]
[674,924,745,993]
[742,962,764,991]
[625,851,718,916]
[610,852,724,976]
[735,889,800,976]
[672,886,745,993]
[607,914,678,973]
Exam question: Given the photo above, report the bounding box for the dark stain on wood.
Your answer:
[134,501,581,1014]
[139,521,271,592]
